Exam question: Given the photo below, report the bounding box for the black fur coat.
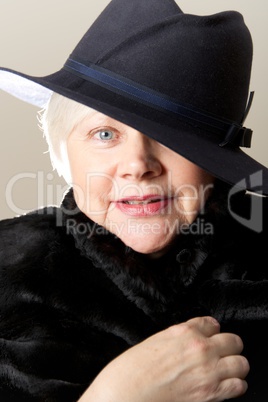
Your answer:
[0,188,268,402]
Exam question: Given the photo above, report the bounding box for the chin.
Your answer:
[120,236,171,257]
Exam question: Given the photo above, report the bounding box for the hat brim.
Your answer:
[1,67,268,195]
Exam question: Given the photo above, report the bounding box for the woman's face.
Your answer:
[67,111,214,257]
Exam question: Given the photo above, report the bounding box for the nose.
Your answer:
[117,131,162,181]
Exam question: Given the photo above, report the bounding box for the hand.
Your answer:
[78,316,249,402]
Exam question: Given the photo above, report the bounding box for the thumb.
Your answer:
[186,316,220,337]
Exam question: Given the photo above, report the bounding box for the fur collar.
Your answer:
[58,186,268,325]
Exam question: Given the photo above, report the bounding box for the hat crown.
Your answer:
[69,1,252,123]
[71,0,182,63]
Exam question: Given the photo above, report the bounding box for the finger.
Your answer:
[212,333,244,357]
[217,355,250,380]
[186,316,220,337]
[216,378,248,400]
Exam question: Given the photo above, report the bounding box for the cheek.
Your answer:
[67,145,117,220]
[173,171,214,221]
[68,145,112,188]
[73,175,114,214]
[68,146,86,184]
[177,193,203,220]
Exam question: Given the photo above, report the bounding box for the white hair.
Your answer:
[39,92,95,184]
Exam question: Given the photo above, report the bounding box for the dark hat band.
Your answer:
[64,58,253,148]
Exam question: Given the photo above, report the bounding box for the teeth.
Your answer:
[127,201,146,205]
[124,199,160,205]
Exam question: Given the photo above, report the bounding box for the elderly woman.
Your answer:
[0,0,268,401]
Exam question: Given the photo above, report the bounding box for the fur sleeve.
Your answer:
[0,211,129,402]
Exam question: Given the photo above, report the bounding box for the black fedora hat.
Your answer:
[1,0,268,195]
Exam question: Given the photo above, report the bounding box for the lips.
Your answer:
[115,195,171,216]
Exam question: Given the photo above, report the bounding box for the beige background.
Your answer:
[0,0,267,219]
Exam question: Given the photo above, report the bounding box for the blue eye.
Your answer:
[98,130,114,140]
